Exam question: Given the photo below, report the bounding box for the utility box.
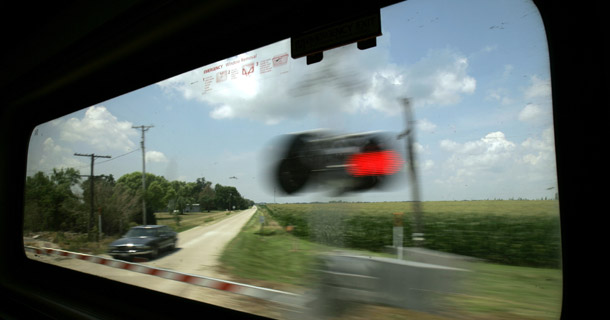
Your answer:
[308,250,473,316]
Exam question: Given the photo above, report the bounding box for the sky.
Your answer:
[26,0,557,203]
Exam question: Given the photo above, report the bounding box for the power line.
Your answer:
[96,148,140,165]
[27,148,141,176]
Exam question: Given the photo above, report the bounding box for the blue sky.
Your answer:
[26,0,557,203]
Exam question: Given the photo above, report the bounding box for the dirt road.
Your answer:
[25,206,289,319]
[147,206,257,277]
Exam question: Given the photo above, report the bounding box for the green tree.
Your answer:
[192,178,207,197]
[181,182,196,212]
[24,172,55,232]
[163,180,197,214]
[117,172,169,198]
[24,169,84,232]
[214,184,249,210]
[162,187,177,211]
[198,182,216,212]
[80,174,139,236]
[146,180,166,212]
[116,172,166,225]
[105,183,141,235]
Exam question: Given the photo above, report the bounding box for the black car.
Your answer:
[108,225,177,260]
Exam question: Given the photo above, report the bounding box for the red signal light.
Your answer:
[346,150,404,177]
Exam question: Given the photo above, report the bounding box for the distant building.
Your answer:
[185,204,200,213]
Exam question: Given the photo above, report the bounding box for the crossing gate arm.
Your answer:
[24,246,304,307]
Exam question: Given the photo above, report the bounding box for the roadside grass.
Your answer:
[219,207,328,287]
[440,262,562,320]
[24,231,116,255]
[220,205,563,320]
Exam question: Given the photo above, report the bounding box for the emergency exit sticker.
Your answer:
[194,40,291,96]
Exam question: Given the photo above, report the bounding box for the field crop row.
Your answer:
[264,201,561,268]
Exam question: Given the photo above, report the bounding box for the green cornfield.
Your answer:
[263,200,561,268]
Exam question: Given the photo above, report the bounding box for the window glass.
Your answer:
[24,0,561,319]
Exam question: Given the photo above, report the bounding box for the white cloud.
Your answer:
[524,75,551,100]
[209,104,236,120]
[503,64,514,78]
[27,106,143,177]
[157,40,476,124]
[439,131,516,183]
[486,88,513,105]
[418,118,437,133]
[28,137,86,173]
[439,139,460,151]
[413,142,426,154]
[59,106,137,152]
[518,103,545,123]
[421,159,435,171]
[520,127,555,166]
[432,129,558,199]
[517,75,552,125]
[146,150,168,163]
[483,45,498,53]
[403,51,476,107]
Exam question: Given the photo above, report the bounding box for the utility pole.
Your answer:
[133,125,153,225]
[398,98,424,247]
[74,153,111,241]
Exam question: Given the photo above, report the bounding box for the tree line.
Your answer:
[23,168,254,236]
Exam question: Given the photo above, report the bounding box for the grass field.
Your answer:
[264,200,561,267]
[266,200,559,217]
[220,202,563,319]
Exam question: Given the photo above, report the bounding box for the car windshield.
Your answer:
[125,228,156,238]
[23,1,561,319]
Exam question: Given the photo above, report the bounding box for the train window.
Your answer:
[23,0,561,319]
